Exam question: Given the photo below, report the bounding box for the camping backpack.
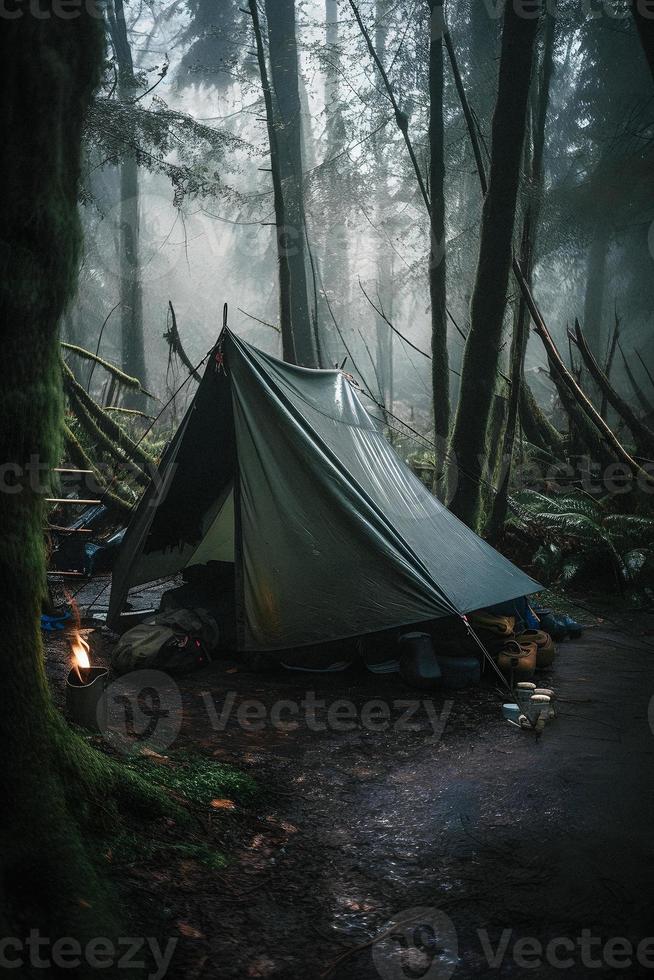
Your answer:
[111,608,220,676]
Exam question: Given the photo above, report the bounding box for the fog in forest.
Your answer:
[70,0,653,461]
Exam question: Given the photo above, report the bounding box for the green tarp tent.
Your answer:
[107,330,539,648]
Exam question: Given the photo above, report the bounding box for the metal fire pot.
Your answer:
[66,666,109,732]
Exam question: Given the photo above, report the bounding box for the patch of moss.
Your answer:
[126,751,259,808]
[108,832,227,871]
[168,842,227,870]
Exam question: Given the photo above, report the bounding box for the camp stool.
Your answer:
[517,628,556,669]
[497,639,537,681]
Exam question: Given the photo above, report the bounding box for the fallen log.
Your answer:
[571,318,654,459]
[513,262,651,483]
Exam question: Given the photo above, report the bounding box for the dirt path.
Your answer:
[46,612,654,979]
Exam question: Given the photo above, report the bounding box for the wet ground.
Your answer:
[45,601,654,979]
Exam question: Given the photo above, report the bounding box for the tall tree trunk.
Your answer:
[583,226,610,362]
[468,0,501,137]
[429,0,450,451]
[600,312,620,421]
[488,9,556,541]
[249,0,295,362]
[119,156,146,396]
[264,0,318,366]
[374,0,394,413]
[322,0,350,365]
[107,0,147,402]
[0,2,115,942]
[447,1,542,530]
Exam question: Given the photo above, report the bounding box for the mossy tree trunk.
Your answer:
[468,0,501,138]
[429,0,450,454]
[488,9,556,541]
[446,1,542,530]
[0,0,111,943]
[519,380,566,456]
[264,0,318,367]
[0,4,170,953]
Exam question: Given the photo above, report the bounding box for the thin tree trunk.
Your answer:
[582,227,609,362]
[348,0,430,212]
[107,0,147,402]
[447,1,542,529]
[600,310,620,421]
[429,0,450,451]
[636,348,654,392]
[119,155,146,394]
[264,0,318,366]
[321,0,350,366]
[373,0,394,418]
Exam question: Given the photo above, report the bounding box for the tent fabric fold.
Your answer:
[108,330,540,650]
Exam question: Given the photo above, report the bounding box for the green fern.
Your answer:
[561,555,590,585]
[510,489,654,590]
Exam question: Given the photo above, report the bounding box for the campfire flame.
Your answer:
[71,633,91,681]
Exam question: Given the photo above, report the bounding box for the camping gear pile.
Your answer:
[390,602,560,692]
[49,502,127,580]
[467,610,557,682]
[111,608,220,675]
